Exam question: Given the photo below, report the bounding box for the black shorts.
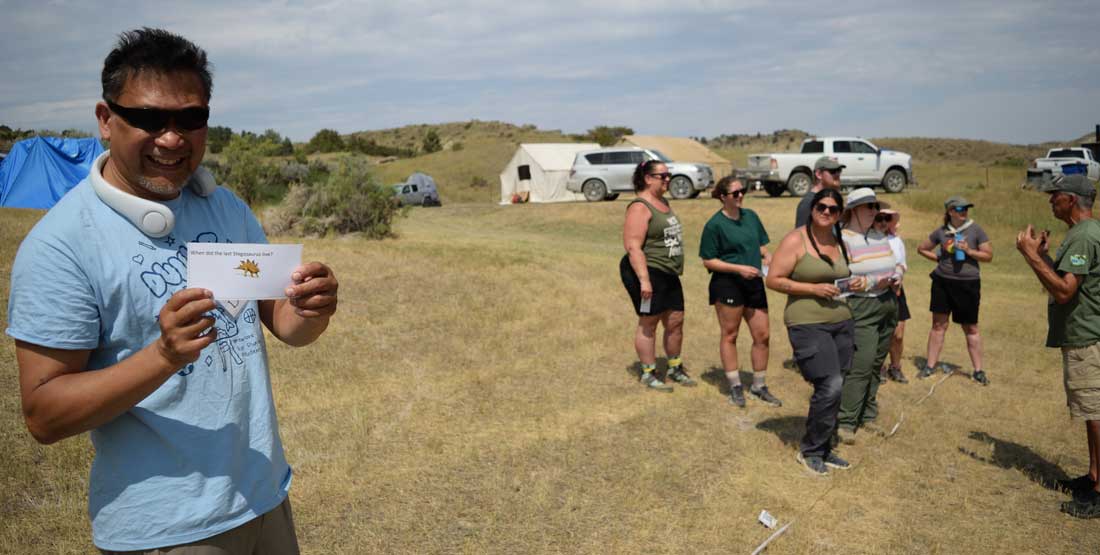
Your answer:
[620,255,685,317]
[929,273,980,324]
[787,320,856,380]
[896,286,911,321]
[708,272,768,309]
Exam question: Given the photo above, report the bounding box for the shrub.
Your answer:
[263,156,403,238]
[451,141,464,152]
[422,129,442,153]
[470,175,489,188]
[307,128,345,153]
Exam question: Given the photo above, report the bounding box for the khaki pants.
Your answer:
[1063,343,1100,420]
[101,498,299,555]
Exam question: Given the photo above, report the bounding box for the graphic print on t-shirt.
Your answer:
[133,230,262,379]
[664,215,683,258]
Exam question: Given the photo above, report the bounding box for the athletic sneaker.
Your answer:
[1058,475,1096,497]
[640,372,673,392]
[886,365,909,384]
[823,452,851,470]
[728,385,746,407]
[667,367,697,387]
[796,452,828,476]
[973,370,989,386]
[918,365,936,379]
[1061,490,1100,519]
[750,386,783,407]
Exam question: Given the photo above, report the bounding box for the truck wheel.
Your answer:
[787,172,812,196]
[882,169,907,193]
[763,182,785,197]
[669,175,694,199]
[582,179,608,202]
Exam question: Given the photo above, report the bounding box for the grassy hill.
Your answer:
[298,123,1095,206]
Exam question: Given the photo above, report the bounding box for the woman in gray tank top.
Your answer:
[766,189,861,475]
[620,160,691,391]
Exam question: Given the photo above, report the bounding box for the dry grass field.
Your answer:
[3,157,1099,554]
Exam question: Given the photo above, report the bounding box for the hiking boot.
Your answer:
[640,372,673,392]
[667,367,697,387]
[837,427,857,445]
[728,385,746,407]
[797,452,828,476]
[824,452,851,470]
[973,370,989,386]
[1061,490,1100,519]
[918,365,936,379]
[1058,475,1096,497]
[886,365,909,384]
[750,386,783,407]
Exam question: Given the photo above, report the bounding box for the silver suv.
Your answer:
[566,147,714,201]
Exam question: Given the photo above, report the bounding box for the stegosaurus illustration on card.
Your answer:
[234,259,260,278]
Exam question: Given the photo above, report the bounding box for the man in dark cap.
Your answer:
[794,156,845,228]
[1017,174,1100,519]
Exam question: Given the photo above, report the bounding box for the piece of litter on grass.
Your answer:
[758,509,778,529]
[751,520,794,555]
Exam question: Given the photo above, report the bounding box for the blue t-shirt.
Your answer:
[6,177,290,551]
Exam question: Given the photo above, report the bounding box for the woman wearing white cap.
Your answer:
[916,196,993,385]
[875,209,910,383]
[836,188,899,445]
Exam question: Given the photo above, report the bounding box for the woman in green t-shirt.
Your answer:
[620,160,690,391]
[698,176,780,408]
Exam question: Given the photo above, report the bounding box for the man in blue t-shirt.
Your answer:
[7,29,338,553]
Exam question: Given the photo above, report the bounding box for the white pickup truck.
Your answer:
[740,137,916,197]
[1031,147,1100,183]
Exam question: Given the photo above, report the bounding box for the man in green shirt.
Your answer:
[1017,174,1100,519]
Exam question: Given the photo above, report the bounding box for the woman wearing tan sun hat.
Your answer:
[836,188,899,445]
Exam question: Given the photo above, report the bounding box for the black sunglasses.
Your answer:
[724,189,746,198]
[826,169,842,176]
[874,213,894,223]
[106,100,210,133]
[813,204,841,215]
[647,172,672,180]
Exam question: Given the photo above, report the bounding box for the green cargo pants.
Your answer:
[838,292,898,431]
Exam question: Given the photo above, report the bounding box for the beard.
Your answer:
[138,174,188,197]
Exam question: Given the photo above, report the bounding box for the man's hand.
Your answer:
[285,262,339,318]
[156,288,218,368]
[1016,224,1045,259]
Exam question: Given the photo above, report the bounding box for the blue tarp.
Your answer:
[0,136,104,209]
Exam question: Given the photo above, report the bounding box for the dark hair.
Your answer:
[711,175,743,199]
[806,188,848,265]
[102,28,213,103]
[632,159,665,192]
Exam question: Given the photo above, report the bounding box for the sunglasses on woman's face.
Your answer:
[952,206,969,213]
[106,100,210,133]
[647,172,672,181]
[874,213,894,223]
[813,203,841,216]
[724,189,745,198]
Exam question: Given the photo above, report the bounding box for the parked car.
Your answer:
[1031,147,1100,183]
[740,137,916,197]
[392,172,442,206]
[566,146,714,201]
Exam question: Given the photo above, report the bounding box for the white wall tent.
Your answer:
[499,143,600,204]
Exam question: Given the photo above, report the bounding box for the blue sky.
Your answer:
[2,0,1098,144]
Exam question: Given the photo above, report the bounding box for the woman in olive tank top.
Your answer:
[766,188,861,475]
[620,160,691,391]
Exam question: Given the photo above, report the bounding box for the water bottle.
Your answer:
[954,232,966,261]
